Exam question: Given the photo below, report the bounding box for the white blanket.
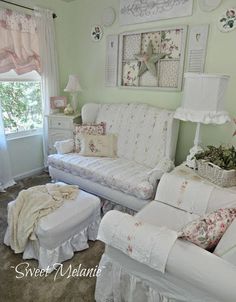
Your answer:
[97,210,178,273]
[7,183,79,253]
[156,173,214,215]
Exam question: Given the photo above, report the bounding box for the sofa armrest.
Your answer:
[147,157,175,183]
[167,239,236,302]
[54,139,74,154]
[81,103,99,123]
[98,210,178,273]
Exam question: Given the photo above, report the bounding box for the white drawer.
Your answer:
[49,118,72,130]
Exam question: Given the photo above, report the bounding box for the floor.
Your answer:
[0,172,105,302]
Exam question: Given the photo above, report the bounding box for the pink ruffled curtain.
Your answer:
[0,8,40,74]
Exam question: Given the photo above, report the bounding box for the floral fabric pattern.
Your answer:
[0,8,40,74]
[122,61,139,86]
[179,208,236,250]
[48,154,157,199]
[95,104,173,168]
[74,122,105,152]
[79,134,117,158]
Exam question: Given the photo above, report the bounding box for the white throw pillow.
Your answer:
[54,139,74,154]
[214,218,236,266]
[79,133,117,158]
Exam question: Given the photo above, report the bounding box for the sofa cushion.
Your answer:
[95,103,174,168]
[48,154,158,199]
[136,201,199,231]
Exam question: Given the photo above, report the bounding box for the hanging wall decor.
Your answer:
[118,25,187,90]
[102,7,116,26]
[91,25,103,41]
[187,24,209,73]
[199,0,222,12]
[105,35,119,87]
[218,8,236,32]
[120,0,193,26]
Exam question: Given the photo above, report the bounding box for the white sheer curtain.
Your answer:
[34,7,59,166]
[0,105,15,192]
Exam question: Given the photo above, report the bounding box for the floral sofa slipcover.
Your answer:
[48,103,179,211]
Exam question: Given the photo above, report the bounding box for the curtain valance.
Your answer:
[0,8,40,74]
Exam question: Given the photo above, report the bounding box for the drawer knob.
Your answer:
[58,122,61,125]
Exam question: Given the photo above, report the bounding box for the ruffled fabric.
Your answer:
[95,254,177,302]
[174,108,231,124]
[21,218,100,273]
[101,199,137,216]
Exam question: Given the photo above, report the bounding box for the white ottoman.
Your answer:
[4,189,101,272]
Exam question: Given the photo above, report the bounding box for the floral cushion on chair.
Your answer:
[179,208,236,250]
[74,122,105,152]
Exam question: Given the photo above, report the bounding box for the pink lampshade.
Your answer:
[64,75,82,92]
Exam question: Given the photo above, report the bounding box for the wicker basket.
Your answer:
[197,160,236,187]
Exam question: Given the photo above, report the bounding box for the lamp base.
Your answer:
[70,92,79,113]
[186,145,204,169]
[185,122,203,169]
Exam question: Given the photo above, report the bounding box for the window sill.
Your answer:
[6,129,43,141]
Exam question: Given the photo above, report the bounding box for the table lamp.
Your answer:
[64,75,82,113]
[174,72,230,168]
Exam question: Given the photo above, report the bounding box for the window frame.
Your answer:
[0,70,43,140]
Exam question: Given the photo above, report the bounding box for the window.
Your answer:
[0,71,42,137]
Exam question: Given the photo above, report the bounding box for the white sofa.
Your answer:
[48,103,179,212]
[95,167,236,302]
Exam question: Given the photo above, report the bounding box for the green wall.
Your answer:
[2,0,236,177]
[65,0,236,164]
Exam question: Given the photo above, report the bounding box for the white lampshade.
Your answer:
[64,75,82,92]
[174,73,230,124]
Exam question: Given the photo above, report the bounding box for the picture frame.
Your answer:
[118,25,187,91]
[50,96,67,110]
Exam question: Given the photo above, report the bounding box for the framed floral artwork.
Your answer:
[118,25,187,90]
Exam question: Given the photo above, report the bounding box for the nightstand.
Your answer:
[46,113,81,154]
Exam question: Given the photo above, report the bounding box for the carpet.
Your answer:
[0,172,105,302]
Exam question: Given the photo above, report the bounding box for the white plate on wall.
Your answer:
[102,7,116,26]
[217,8,236,32]
[91,25,103,42]
[199,0,222,12]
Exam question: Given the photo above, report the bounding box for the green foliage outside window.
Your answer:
[0,81,42,134]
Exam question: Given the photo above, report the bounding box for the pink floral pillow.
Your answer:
[74,122,105,152]
[179,208,236,250]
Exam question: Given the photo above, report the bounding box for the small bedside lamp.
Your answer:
[64,75,82,113]
[174,73,230,168]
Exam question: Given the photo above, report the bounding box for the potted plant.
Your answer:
[195,145,236,187]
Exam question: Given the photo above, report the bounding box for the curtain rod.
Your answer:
[0,0,57,18]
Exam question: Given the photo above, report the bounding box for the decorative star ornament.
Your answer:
[135,41,165,77]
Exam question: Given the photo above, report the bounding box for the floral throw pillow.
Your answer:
[178,208,236,250]
[79,133,117,158]
[74,122,105,152]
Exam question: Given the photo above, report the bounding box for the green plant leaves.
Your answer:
[195,145,236,170]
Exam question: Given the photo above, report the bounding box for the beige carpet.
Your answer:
[0,173,105,302]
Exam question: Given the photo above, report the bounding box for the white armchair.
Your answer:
[95,166,236,302]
